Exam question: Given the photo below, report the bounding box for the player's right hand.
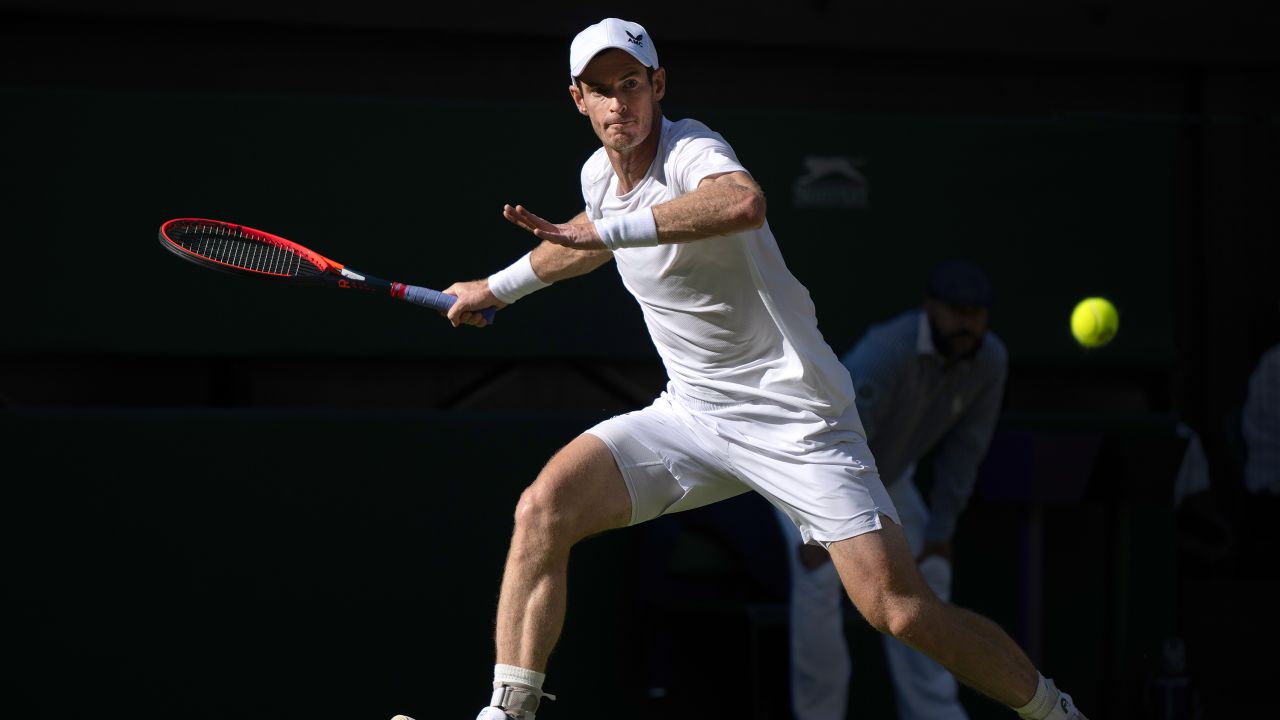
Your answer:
[442,279,506,328]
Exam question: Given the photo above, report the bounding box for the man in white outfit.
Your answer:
[777,259,1007,720]
[389,18,1085,720]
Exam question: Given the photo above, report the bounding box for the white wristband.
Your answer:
[594,209,659,251]
[487,252,550,304]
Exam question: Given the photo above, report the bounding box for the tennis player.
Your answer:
[400,17,1089,720]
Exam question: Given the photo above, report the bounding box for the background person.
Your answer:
[777,258,1007,720]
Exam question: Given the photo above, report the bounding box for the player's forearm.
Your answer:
[529,241,612,282]
[530,213,613,281]
[652,178,766,243]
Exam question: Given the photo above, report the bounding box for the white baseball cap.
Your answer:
[569,18,659,81]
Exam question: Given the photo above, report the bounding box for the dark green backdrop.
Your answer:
[2,82,1199,720]
[3,86,1185,368]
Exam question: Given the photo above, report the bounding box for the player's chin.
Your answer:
[604,127,642,150]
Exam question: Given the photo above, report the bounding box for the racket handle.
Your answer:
[401,284,497,324]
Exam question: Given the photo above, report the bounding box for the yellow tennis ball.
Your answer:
[1071,297,1119,348]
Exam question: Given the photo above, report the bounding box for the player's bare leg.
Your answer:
[497,433,632,668]
[828,516,1088,719]
[469,433,633,719]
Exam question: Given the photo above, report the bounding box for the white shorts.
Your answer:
[585,392,898,547]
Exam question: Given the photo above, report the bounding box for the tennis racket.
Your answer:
[158,218,496,323]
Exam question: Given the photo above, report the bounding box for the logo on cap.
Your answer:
[626,30,645,47]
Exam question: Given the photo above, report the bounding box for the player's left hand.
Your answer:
[504,204,606,250]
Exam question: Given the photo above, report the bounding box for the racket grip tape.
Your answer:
[401,284,497,324]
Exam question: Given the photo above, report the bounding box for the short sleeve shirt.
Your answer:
[580,117,854,425]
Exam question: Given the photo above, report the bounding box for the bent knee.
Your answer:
[886,604,931,642]
[512,447,630,542]
[855,592,938,643]
[514,476,575,537]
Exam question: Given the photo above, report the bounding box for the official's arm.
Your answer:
[924,365,1007,546]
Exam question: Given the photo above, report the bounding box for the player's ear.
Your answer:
[568,83,588,115]
[651,67,666,101]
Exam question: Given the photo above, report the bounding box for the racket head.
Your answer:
[158,218,337,282]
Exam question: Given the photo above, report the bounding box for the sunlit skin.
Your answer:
[443,49,764,328]
[568,49,666,177]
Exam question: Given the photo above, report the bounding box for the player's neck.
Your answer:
[606,117,662,195]
[607,145,656,195]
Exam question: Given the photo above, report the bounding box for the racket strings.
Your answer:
[175,222,305,277]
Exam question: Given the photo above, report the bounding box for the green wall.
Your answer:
[4,87,1186,367]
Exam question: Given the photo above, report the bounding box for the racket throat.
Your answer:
[332,267,392,295]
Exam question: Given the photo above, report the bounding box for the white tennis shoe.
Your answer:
[390,681,551,720]
[1042,690,1089,720]
[390,711,514,720]
[389,713,513,720]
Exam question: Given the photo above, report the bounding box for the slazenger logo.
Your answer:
[793,155,868,209]
[626,30,644,47]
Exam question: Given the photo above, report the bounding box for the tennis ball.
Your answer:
[1071,297,1119,348]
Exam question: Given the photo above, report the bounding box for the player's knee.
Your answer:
[884,602,930,643]
[512,434,630,548]
[852,596,892,635]
[514,481,565,537]
[513,471,590,544]
[852,590,932,643]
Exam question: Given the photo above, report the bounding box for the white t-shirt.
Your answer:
[581,117,854,423]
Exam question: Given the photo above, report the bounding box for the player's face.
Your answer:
[569,50,666,154]
[924,298,989,360]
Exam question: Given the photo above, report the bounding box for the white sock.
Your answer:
[1013,674,1058,719]
[493,664,545,694]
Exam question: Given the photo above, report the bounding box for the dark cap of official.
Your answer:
[926,259,993,307]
